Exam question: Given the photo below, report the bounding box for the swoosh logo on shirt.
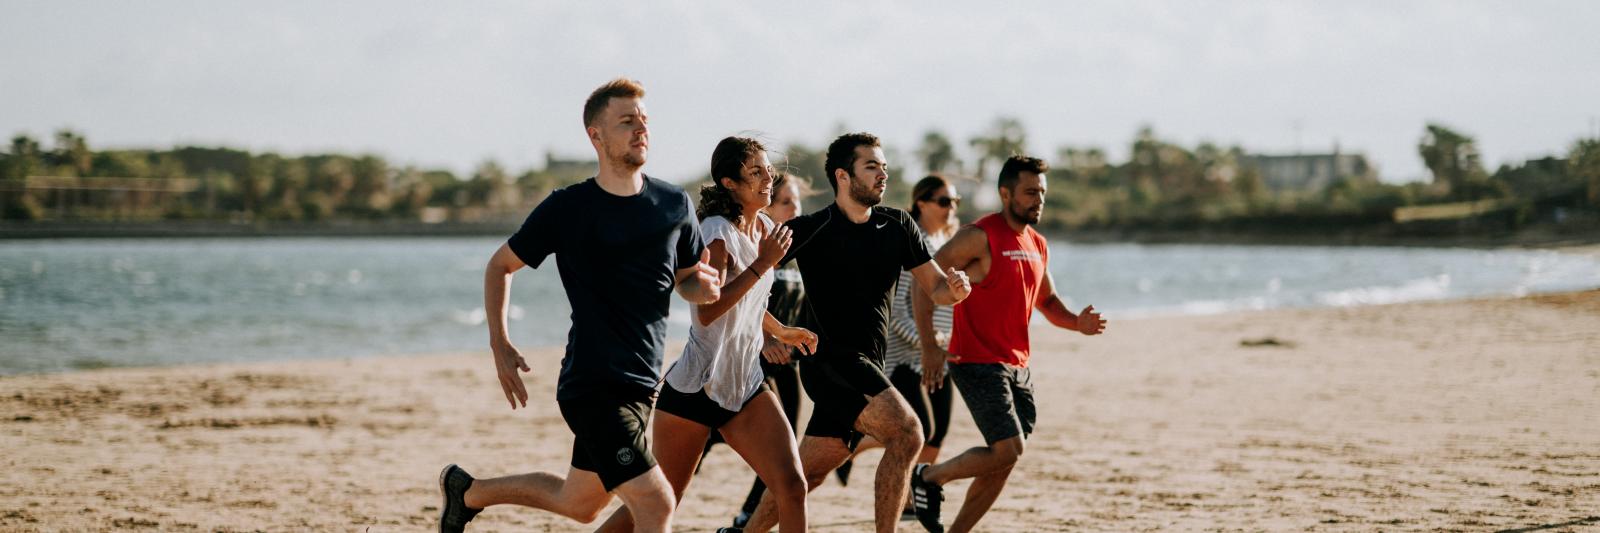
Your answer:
[874,221,889,229]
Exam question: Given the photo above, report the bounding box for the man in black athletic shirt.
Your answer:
[436,78,720,533]
[743,132,971,533]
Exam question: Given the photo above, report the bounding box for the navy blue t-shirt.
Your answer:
[781,203,932,365]
[506,176,704,400]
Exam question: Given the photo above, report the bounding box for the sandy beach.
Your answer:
[3,290,1598,532]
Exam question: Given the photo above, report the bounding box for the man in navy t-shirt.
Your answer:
[437,78,719,533]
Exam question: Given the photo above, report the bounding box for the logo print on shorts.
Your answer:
[616,448,635,466]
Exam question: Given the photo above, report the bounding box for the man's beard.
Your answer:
[620,151,645,168]
[605,139,646,169]
[848,177,882,207]
[1009,202,1040,225]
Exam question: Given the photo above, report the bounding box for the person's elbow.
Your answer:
[487,245,525,276]
[695,307,718,327]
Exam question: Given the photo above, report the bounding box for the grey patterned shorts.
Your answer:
[949,363,1036,445]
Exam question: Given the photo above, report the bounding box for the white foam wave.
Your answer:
[1313,274,1452,307]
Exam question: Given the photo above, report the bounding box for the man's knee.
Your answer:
[992,436,1024,465]
[886,416,924,451]
[562,495,609,523]
[621,489,674,524]
[613,471,675,524]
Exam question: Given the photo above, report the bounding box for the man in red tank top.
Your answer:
[906,156,1107,533]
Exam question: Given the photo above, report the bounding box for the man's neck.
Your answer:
[595,161,644,196]
[999,210,1029,233]
[835,194,872,224]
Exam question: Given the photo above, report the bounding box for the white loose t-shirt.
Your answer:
[662,213,776,411]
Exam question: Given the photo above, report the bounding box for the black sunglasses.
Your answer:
[930,196,960,208]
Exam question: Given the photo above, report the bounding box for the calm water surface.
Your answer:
[2,237,1596,374]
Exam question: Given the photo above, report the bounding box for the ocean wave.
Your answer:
[1313,274,1452,307]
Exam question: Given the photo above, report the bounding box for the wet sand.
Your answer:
[3,290,1598,531]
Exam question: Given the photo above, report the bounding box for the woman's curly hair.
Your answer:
[697,136,767,223]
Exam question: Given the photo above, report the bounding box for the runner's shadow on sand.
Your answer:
[1495,515,1600,533]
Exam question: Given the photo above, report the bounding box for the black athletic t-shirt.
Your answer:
[766,263,806,329]
[506,176,704,400]
[781,203,932,365]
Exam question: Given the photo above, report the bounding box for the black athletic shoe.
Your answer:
[438,464,482,533]
[731,510,751,528]
[910,464,944,533]
[834,459,854,486]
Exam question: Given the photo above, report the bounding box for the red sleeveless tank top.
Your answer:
[948,213,1049,367]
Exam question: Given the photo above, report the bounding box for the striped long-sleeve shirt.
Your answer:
[884,231,954,371]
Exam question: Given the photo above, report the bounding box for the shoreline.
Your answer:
[3,290,1598,530]
[4,219,1599,251]
[5,283,1598,378]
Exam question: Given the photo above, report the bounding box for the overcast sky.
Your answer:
[4,1,1598,183]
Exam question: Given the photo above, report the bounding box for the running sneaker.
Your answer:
[438,464,482,533]
[910,464,944,533]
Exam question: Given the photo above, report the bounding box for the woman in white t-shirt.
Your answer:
[599,136,817,533]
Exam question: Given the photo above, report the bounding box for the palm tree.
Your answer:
[916,130,959,175]
[968,117,1027,181]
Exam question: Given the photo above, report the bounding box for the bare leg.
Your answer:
[744,435,852,533]
[919,436,1024,533]
[610,468,676,533]
[463,466,613,523]
[918,445,941,465]
[595,411,710,533]
[852,388,924,533]
[921,436,1022,486]
[947,464,1013,533]
[720,391,808,532]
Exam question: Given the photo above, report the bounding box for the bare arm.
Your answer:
[674,248,721,304]
[916,226,986,390]
[910,259,969,306]
[1036,271,1106,335]
[759,310,818,364]
[693,226,792,327]
[484,243,532,409]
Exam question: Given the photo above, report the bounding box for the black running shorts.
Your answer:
[799,354,892,444]
[657,381,767,429]
[557,388,658,491]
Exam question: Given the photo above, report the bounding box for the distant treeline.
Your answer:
[2,121,1597,232]
[1034,123,1599,231]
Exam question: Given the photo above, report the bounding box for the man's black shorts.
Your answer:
[949,363,1035,445]
[657,381,767,429]
[557,388,658,491]
[799,353,892,444]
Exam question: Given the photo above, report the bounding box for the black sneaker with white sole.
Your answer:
[438,464,482,533]
[910,464,944,533]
